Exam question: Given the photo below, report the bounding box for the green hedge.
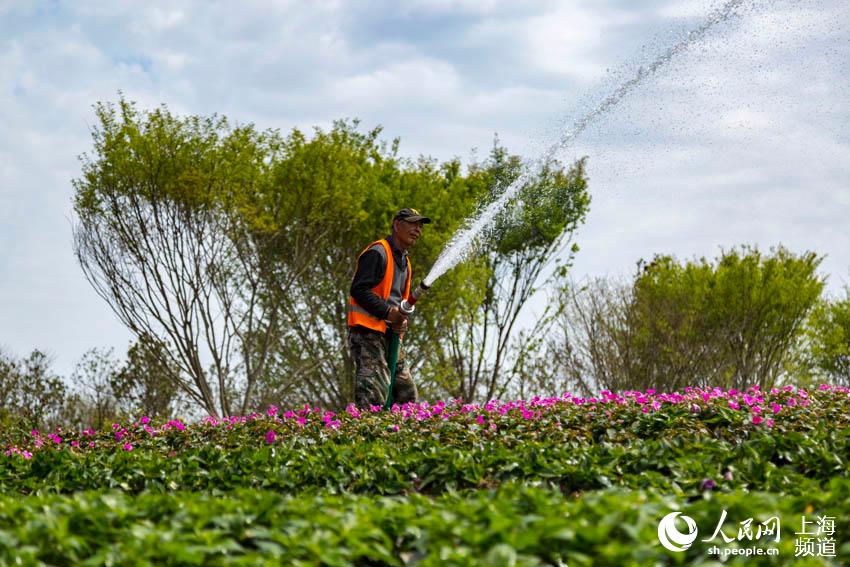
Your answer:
[1,482,848,565]
[2,424,848,496]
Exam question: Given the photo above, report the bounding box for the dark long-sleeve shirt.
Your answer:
[350,235,409,322]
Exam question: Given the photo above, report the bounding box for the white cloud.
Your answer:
[334,57,462,105]
[152,49,192,72]
[463,2,638,84]
[148,7,185,31]
[523,3,637,82]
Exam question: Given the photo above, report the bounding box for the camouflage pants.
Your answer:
[349,330,418,408]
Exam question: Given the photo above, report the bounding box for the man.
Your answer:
[348,208,431,408]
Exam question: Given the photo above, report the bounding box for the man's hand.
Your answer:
[392,318,408,333]
[387,306,409,333]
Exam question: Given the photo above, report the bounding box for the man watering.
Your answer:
[348,208,430,408]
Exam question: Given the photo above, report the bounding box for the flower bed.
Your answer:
[2,385,849,564]
[2,385,848,496]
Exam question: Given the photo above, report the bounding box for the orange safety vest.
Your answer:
[347,239,412,333]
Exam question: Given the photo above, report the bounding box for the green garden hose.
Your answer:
[383,330,401,410]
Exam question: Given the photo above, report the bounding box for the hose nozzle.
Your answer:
[400,281,431,315]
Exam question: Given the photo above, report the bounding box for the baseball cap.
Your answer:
[394,208,431,224]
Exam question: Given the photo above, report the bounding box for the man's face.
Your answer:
[393,219,424,249]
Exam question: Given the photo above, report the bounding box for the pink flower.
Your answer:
[30,430,39,437]
[771,403,782,414]
[476,415,485,425]
[265,430,276,444]
[766,419,774,428]
[651,401,661,411]
[729,400,740,411]
[7,448,33,460]
[114,430,124,441]
[346,404,361,418]
[392,424,400,432]
[71,441,80,448]
[123,443,133,451]
[140,416,150,425]
[88,442,96,448]
[752,415,763,425]
[267,405,279,417]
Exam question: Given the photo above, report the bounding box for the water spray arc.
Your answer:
[383,0,749,409]
[423,0,749,288]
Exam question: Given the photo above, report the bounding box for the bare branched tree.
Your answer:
[424,153,591,402]
[547,278,635,395]
[72,100,287,416]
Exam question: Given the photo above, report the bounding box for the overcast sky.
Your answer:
[1,0,848,376]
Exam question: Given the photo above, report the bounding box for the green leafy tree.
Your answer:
[806,288,850,385]
[0,348,66,429]
[553,247,824,392]
[0,348,19,414]
[626,254,728,392]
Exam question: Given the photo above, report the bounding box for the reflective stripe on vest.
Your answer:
[347,239,412,333]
